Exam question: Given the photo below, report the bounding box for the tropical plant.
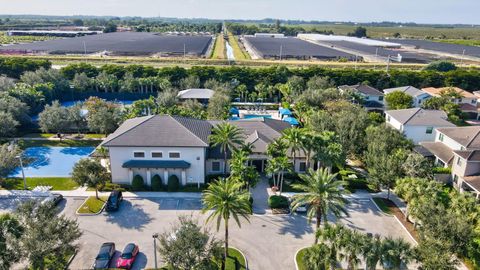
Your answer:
[209,122,245,175]
[265,156,291,194]
[71,158,109,199]
[281,127,306,164]
[385,91,414,110]
[229,149,259,190]
[291,168,348,243]
[0,213,23,270]
[201,178,251,268]
[380,237,414,270]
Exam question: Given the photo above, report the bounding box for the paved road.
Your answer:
[1,193,414,270]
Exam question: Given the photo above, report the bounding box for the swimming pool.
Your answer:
[10,147,95,177]
[243,114,272,119]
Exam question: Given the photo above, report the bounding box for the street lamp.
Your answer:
[16,155,27,190]
[152,233,159,269]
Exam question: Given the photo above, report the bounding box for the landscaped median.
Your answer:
[295,247,308,270]
[76,196,108,215]
[2,177,79,190]
[225,247,247,270]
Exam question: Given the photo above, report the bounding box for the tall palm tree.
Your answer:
[209,122,245,175]
[381,237,414,270]
[291,168,349,243]
[202,178,251,269]
[281,127,306,166]
[362,234,383,270]
[339,229,365,270]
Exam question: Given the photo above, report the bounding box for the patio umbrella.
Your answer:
[229,107,240,117]
[279,108,293,119]
[283,117,299,126]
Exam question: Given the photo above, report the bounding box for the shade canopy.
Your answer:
[122,160,191,169]
[230,107,240,115]
[283,116,299,126]
[279,108,293,116]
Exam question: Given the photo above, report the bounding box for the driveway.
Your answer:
[0,194,414,270]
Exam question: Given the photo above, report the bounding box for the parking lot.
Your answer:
[0,194,415,270]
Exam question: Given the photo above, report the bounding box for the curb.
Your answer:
[370,197,394,217]
[392,215,418,245]
[294,246,309,270]
[75,197,106,216]
[64,249,78,270]
[230,246,249,270]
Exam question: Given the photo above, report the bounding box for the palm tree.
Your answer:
[362,234,383,270]
[304,244,332,270]
[339,229,365,270]
[281,127,306,166]
[381,237,414,270]
[291,168,348,243]
[202,178,251,269]
[209,122,245,175]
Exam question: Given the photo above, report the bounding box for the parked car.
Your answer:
[116,243,139,269]
[293,203,308,213]
[41,193,63,207]
[106,190,123,212]
[93,242,115,269]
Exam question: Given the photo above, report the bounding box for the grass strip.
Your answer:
[18,139,100,148]
[2,177,79,190]
[77,196,108,214]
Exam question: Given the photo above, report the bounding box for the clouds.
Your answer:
[0,0,478,24]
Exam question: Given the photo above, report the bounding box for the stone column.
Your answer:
[146,169,151,186]
[181,169,187,186]
[128,169,133,185]
[164,170,169,185]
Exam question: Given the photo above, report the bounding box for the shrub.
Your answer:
[151,174,163,191]
[268,195,289,209]
[132,175,145,191]
[99,182,126,192]
[206,173,228,183]
[433,166,452,174]
[168,175,180,192]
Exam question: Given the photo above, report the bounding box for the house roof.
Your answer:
[459,103,478,112]
[436,126,480,149]
[102,115,212,147]
[177,88,214,99]
[462,175,480,192]
[421,87,476,99]
[245,131,272,154]
[339,84,384,96]
[386,108,455,127]
[453,149,480,161]
[122,160,191,169]
[420,141,455,164]
[383,86,428,97]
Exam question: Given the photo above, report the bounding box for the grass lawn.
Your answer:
[211,34,226,59]
[83,134,105,139]
[2,177,79,190]
[77,196,108,214]
[225,248,247,270]
[18,139,100,148]
[21,133,55,138]
[227,31,251,60]
[295,247,308,270]
[372,197,393,214]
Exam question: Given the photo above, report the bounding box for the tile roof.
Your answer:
[383,86,428,97]
[421,87,476,99]
[436,126,480,149]
[339,84,384,96]
[177,88,214,99]
[386,108,455,126]
[102,115,212,147]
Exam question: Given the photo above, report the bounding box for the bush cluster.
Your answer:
[268,195,289,209]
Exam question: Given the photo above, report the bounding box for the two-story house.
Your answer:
[338,84,384,111]
[451,149,480,199]
[101,115,300,186]
[422,87,478,119]
[383,86,432,108]
[385,108,455,144]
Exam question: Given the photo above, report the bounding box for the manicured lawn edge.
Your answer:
[76,196,107,215]
[371,197,393,215]
[2,177,79,191]
[18,139,100,148]
[295,247,309,270]
[227,247,248,270]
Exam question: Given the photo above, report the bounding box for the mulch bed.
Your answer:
[271,208,290,214]
[377,197,419,241]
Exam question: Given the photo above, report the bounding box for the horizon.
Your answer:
[0,0,479,25]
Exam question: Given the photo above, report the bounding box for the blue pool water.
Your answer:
[243,114,272,119]
[10,147,95,177]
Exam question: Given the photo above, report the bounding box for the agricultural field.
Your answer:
[227,30,250,60]
[0,31,58,45]
[0,32,213,57]
[211,34,226,59]
[388,39,480,58]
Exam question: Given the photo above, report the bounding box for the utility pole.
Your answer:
[16,155,27,190]
[279,45,283,61]
[460,49,466,66]
[152,233,159,269]
[374,47,379,69]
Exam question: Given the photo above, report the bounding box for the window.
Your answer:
[133,152,145,158]
[169,152,180,158]
[457,157,463,166]
[453,174,459,184]
[439,133,444,142]
[472,99,477,104]
[378,96,384,101]
[212,162,221,172]
[299,162,307,172]
[426,127,433,134]
[364,96,370,100]
[151,152,163,158]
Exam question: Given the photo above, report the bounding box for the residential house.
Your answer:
[385,108,455,144]
[383,86,431,108]
[422,87,478,119]
[452,149,480,199]
[338,84,384,111]
[177,88,214,105]
[101,115,301,186]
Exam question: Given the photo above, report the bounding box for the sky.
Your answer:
[0,0,478,25]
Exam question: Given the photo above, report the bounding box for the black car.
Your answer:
[93,242,115,269]
[41,193,64,207]
[106,190,123,212]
